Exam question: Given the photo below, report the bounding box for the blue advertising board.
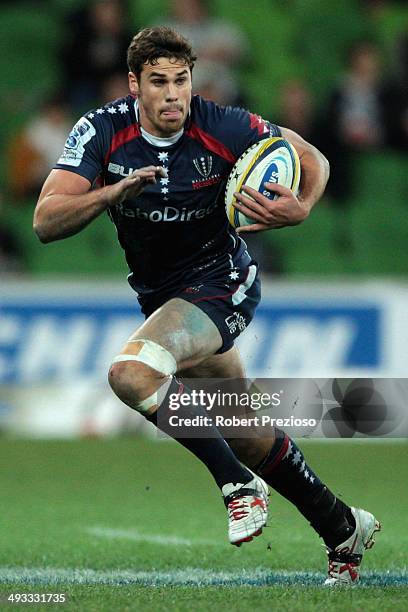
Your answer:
[0,286,382,383]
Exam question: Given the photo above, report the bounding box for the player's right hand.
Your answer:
[108,166,168,205]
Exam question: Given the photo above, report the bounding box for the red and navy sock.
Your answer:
[145,377,253,491]
[257,429,355,548]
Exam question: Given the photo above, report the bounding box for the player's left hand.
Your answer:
[233,183,310,233]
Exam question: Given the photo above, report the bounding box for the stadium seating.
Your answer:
[1,1,407,277]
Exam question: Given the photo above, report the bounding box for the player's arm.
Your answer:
[233,128,330,233]
[33,166,166,243]
[281,127,330,214]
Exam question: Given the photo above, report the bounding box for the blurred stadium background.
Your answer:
[1,1,408,607]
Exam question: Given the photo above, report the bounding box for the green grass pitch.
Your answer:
[0,438,407,610]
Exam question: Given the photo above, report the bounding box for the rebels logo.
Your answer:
[193,155,213,178]
[192,155,223,190]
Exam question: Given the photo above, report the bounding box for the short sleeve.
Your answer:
[54,115,106,183]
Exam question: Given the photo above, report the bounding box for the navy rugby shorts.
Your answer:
[136,259,261,354]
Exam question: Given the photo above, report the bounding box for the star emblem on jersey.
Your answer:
[118,102,128,114]
[96,108,104,114]
[193,155,213,178]
[292,450,302,465]
[283,441,293,461]
[107,107,117,114]
[282,444,316,482]
[88,113,95,119]
[229,270,240,280]
[155,153,170,199]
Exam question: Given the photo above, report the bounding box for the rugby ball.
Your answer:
[225,137,301,228]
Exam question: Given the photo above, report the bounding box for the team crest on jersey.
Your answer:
[193,155,213,178]
[191,155,223,190]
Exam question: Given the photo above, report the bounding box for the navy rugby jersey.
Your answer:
[55,95,281,294]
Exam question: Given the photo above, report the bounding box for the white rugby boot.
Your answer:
[324,507,381,586]
[222,473,269,546]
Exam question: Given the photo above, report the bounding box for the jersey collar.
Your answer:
[134,98,190,147]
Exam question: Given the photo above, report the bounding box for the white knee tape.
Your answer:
[111,338,177,376]
[136,377,173,414]
[137,391,158,414]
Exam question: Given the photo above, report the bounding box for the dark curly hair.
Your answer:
[127,27,197,79]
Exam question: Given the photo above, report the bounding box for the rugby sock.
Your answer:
[145,377,253,490]
[257,429,355,548]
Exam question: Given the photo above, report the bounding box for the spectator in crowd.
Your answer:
[359,0,408,151]
[275,78,317,142]
[100,72,130,103]
[0,193,24,274]
[317,40,392,251]
[192,60,240,106]
[59,0,133,112]
[157,0,249,106]
[324,40,387,152]
[384,23,408,151]
[8,94,72,201]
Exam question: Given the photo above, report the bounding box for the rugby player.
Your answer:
[34,27,379,585]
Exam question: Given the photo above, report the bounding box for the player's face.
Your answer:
[129,58,192,137]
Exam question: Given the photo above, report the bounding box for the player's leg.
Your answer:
[108,297,269,544]
[182,348,380,583]
[178,346,276,469]
[181,351,353,544]
[259,431,380,585]
[108,297,247,487]
[109,297,222,410]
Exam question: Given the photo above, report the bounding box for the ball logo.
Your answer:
[262,163,279,182]
[259,164,279,200]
